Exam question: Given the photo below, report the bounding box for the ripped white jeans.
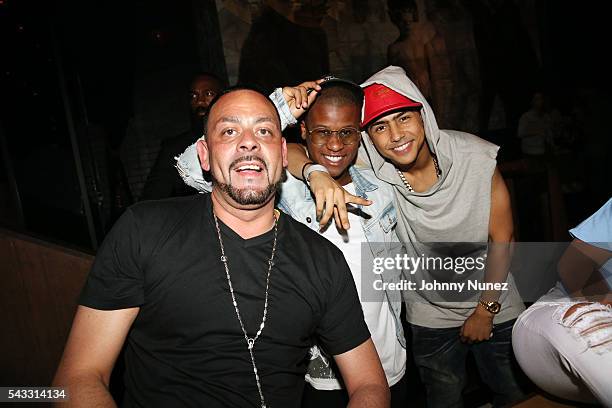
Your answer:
[513,296,612,406]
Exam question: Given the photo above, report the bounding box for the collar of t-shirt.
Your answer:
[205,195,282,249]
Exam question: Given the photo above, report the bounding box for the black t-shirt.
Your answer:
[79,194,369,408]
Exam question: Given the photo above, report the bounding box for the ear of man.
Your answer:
[196,140,210,171]
[281,137,289,168]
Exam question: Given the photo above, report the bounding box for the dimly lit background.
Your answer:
[1,0,610,251]
[1,1,611,404]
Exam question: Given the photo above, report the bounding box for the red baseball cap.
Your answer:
[361,83,422,128]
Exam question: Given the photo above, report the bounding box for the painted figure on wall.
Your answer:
[238,0,331,93]
[387,0,436,101]
[425,0,480,133]
[387,0,480,133]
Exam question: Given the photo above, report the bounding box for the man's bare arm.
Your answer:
[558,239,612,305]
[286,142,312,182]
[53,306,139,408]
[483,166,515,300]
[461,167,514,343]
[334,339,390,408]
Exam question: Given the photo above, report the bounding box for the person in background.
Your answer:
[517,91,553,157]
[140,72,224,200]
[513,197,612,406]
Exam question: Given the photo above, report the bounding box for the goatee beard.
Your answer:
[213,177,280,206]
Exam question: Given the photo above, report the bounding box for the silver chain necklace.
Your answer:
[213,210,279,408]
[397,156,441,192]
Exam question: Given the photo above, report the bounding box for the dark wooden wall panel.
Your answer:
[0,229,93,388]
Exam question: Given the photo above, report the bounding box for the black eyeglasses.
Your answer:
[304,125,361,145]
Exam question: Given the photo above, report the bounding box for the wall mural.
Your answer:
[215,0,397,91]
[215,0,541,135]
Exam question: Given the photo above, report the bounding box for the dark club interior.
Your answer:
[1,0,610,407]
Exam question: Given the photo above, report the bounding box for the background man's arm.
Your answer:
[461,167,514,343]
[286,142,312,181]
[558,239,612,306]
[334,338,390,408]
[53,306,139,408]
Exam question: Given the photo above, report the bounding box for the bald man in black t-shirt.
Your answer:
[53,86,389,408]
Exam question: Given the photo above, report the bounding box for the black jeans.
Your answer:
[410,319,525,408]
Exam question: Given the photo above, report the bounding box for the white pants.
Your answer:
[512,297,612,407]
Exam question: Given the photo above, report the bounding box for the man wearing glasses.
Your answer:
[176,78,407,407]
[278,78,406,407]
[286,67,526,408]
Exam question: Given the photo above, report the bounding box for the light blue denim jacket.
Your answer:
[175,88,405,347]
[278,154,405,348]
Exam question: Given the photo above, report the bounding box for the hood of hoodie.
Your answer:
[359,65,452,196]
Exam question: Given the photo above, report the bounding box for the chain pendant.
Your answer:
[213,211,279,408]
[397,156,440,192]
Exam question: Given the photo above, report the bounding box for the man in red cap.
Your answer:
[287,66,526,407]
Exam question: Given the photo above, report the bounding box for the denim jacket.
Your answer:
[277,151,405,348]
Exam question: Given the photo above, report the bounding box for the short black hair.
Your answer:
[201,86,281,139]
[304,81,364,124]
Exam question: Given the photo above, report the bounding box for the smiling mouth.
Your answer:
[230,156,267,174]
[323,154,345,163]
[234,163,263,172]
[391,141,413,152]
